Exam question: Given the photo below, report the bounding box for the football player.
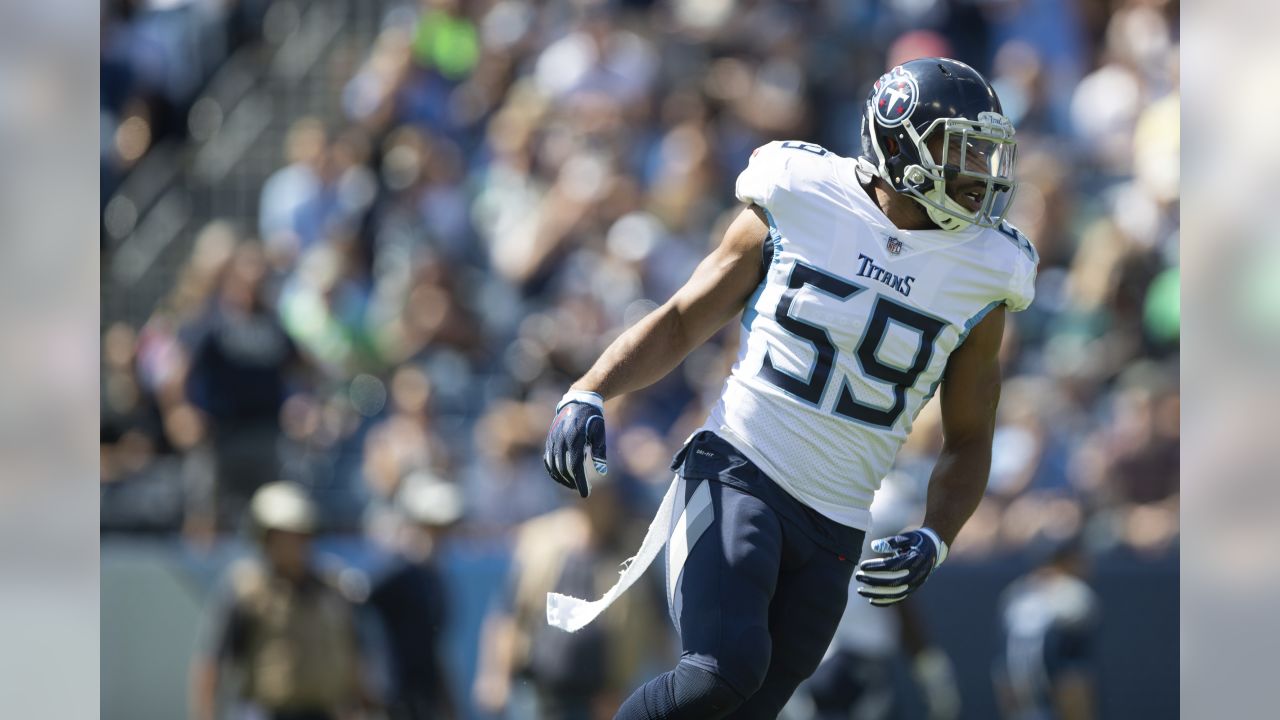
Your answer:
[543,57,1038,719]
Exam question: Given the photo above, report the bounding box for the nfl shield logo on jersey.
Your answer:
[886,237,903,255]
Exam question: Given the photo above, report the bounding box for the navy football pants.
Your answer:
[616,433,862,719]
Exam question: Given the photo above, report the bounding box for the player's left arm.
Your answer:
[856,306,1005,605]
[923,304,1005,545]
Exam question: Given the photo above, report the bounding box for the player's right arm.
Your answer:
[543,205,769,495]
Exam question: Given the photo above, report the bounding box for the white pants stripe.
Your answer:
[666,479,714,613]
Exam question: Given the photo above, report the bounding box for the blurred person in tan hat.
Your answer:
[190,482,372,720]
[363,471,463,720]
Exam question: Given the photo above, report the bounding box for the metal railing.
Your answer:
[103,0,397,328]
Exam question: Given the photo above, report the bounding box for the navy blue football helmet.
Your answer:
[861,57,1017,232]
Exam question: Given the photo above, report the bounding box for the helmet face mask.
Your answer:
[910,114,1018,231]
[862,59,1019,232]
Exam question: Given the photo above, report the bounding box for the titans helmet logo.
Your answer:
[872,67,919,127]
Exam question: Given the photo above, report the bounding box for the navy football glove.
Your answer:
[855,528,949,606]
[543,390,608,498]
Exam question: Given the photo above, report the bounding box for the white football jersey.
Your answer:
[700,140,1038,530]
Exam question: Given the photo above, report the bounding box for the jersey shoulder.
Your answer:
[979,220,1039,313]
[735,140,857,211]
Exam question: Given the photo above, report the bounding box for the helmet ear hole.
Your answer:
[885,135,899,156]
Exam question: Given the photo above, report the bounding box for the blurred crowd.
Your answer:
[102,0,1180,553]
[101,0,1178,716]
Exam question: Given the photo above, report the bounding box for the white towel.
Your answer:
[546,475,680,632]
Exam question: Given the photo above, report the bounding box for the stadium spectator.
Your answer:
[993,536,1100,720]
[180,241,302,533]
[363,472,463,719]
[259,118,329,268]
[190,482,372,720]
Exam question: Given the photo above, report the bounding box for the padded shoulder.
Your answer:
[994,221,1039,312]
[735,140,838,209]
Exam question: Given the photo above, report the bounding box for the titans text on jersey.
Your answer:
[856,253,915,297]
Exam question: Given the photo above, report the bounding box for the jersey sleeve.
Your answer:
[735,141,792,208]
[735,140,837,209]
[1000,224,1040,312]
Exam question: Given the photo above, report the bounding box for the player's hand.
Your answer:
[543,390,608,498]
[855,528,948,605]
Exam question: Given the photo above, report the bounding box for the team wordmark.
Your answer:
[856,254,914,297]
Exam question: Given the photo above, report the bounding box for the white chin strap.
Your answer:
[854,156,880,186]
[860,154,977,233]
[920,183,974,232]
[905,163,976,232]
